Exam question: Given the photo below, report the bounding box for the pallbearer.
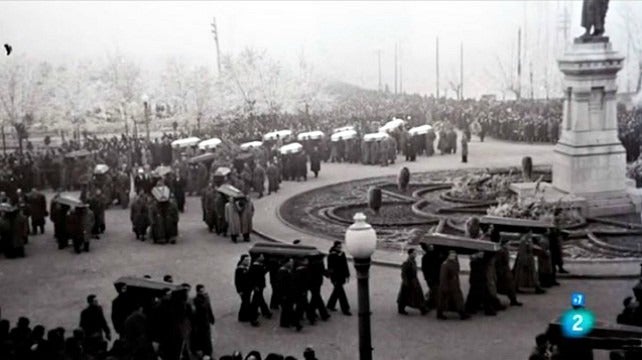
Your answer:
[130,191,150,241]
[66,200,94,254]
[26,187,47,235]
[149,185,179,244]
[0,203,28,258]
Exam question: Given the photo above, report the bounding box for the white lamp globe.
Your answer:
[345,212,377,259]
[141,94,149,104]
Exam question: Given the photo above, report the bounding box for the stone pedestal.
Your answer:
[552,39,635,216]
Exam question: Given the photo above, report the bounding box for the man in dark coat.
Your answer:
[549,210,568,275]
[397,249,427,315]
[149,198,179,244]
[67,204,94,253]
[495,239,523,306]
[249,254,273,320]
[326,241,351,315]
[79,295,111,355]
[170,172,187,213]
[201,182,217,232]
[278,258,300,330]
[50,192,70,249]
[130,192,150,241]
[420,243,445,310]
[0,205,28,258]
[87,189,106,238]
[307,254,330,322]
[26,188,47,235]
[111,283,136,338]
[266,161,279,195]
[309,146,321,178]
[437,251,469,320]
[191,284,215,358]
[253,163,266,198]
[235,255,259,326]
[214,192,227,236]
[122,306,156,360]
[293,258,312,325]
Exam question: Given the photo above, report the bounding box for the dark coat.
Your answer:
[438,258,465,313]
[149,201,179,243]
[397,259,425,309]
[130,195,150,235]
[27,191,47,225]
[309,150,321,173]
[326,248,350,284]
[79,305,111,338]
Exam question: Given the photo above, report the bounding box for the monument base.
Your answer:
[510,182,638,218]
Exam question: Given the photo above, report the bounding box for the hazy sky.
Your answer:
[2,1,641,98]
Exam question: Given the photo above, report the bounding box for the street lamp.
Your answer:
[141,94,150,143]
[345,212,376,360]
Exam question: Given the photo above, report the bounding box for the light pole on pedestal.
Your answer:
[345,212,376,360]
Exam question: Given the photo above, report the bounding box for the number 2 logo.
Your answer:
[572,314,584,332]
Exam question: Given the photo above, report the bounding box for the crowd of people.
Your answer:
[0,274,323,360]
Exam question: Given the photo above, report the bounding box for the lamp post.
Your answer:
[141,94,150,143]
[345,212,376,360]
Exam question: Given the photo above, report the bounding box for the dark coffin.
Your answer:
[114,276,186,310]
[480,215,553,234]
[249,242,324,261]
[188,152,216,164]
[422,232,500,254]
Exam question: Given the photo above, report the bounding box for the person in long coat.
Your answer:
[225,198,242,243]
[149,199,179,244]
[171,172,187,213]
[202,183,217,232]
[397,249,427,315]
[66,205,94,254]
[241,164,253,195]
[253,164,266,198]
[214,192,228,236]
[239,197,254,242]
[420,243,445,310]
[196,163,208,194]
[461,135,468,163]
[426,129,436,156]
[266,162,279,195]
[191,284,216,358]
[535,236,556,288]
[130,192,150,241]
[512,232,545,294]
[26,188,47,235]
[309,147,321,178]
[326,241,351,315]
[235,255,258,326]
[437,251,469,320]
[0,206,28,258]
[378,140,389,167]
[495,239,522,306]
[87,189,106,238]
[50,192,70,249]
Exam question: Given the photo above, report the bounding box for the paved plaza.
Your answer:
[0,138,638,359]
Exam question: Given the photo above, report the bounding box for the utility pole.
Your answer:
[530,62,534,99]
[399,43,403,94]
[517,27,522,100]
[377,49,382,92]
[394,42,398,94]
[436,37,440,98]
[211,17,222,76]
[460,42,464,100]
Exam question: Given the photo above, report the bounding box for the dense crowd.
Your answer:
[0,280,320,360]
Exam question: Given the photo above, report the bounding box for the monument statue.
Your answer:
[580,0,609,39]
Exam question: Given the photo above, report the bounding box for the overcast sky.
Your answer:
[2,1,641,98]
